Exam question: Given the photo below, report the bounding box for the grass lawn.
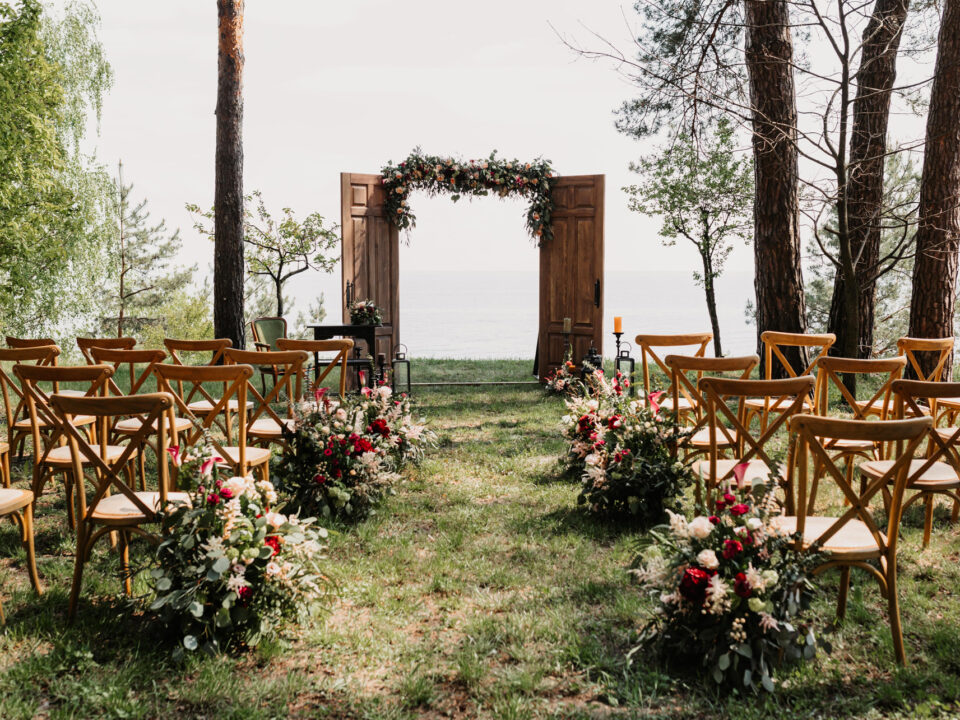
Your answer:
[2,358,960,718]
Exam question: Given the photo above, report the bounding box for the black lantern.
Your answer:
[392,343,412,395]
[614,336,636,396]
[581,341,603,378]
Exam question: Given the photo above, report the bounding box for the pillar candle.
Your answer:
[563,317,572,334]
[614,316,623,334]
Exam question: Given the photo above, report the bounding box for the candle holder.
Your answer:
[581,341,602,379]
[614,334,636,396]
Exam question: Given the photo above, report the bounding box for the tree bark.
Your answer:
[829,0,910,359]
[214,0,245,349]
[908,0,960,379]
[744,0,807,375]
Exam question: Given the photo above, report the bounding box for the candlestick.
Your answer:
[562,317,572,334]
[614,316,623,334]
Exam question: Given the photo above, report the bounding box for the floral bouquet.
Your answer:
[630,469,822,693]
[561,371,691,526]
[149,446,332,656]
[348,299,382,325]
[543,352,581,396]
[354,384,434,467]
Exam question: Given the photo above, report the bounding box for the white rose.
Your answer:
[747,517,763,531]
[335,408,347,421]
[584,453,600,466]
[265,511,287,529]
[688,516,715,540]
[696,549,719,570]
[378,386,393,399]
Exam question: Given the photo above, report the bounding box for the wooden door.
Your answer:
[538,175,605,378]
[340,173,399,364]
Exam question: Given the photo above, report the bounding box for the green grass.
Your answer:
[2,358,960,718]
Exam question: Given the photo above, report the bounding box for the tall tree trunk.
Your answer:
[908,0,960,380]
[829,0,910,359]
[276,277,284,317]
[744,0,807,376]
[214,0,245,349]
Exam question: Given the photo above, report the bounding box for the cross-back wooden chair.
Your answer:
[6,336,59,354]
[854,380,960,549]
[276,338,353,399]
[51,392,186,620]
[153,363,269,482]
[778,414,931,665]
[898,337,960,423]
[744,331,835,426]
[250,317,289,395]
[0,345,64,461]
[696,375,815,510]
[224,348,310,449]
[663,354,759,461]
[14,364,116,530]
[0,482,43,624]
[76,336,136,364]
[634,333,712,417]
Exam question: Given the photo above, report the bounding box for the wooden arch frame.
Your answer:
[340,172,605,379]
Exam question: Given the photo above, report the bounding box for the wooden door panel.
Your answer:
[538,175,604,378]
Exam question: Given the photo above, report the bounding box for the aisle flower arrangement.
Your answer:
[381,148,555,244]
[276,386,433,521]
[543,353,580,396]
[348,299,382,326]
[150,446,332,656]
[561,371,691,526]
[630,472,821,693]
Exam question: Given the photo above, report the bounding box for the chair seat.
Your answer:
[819,436,877,452]
[687,426,736,448]
[91,491,191,522]
[772,515,884,560]
[0,440,8,454]
[55,389,88,397]
[694,458,777,485]
[218,446,272,467]
[248,418,295,438]
[0,487,33,515]
[187,399,254,413]
[860,458,960,488]
[659,397,694,412]
[935,427,960,443]
[43,444,133,466]
[15,414,96,430]
[743,396,809,411]
[114,416,194,434]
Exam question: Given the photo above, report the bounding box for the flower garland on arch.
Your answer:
[381,149,556,244]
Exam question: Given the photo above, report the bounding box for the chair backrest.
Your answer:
[163,338,234,408]
[153,362,254,473]
[250,317,287,351]
[897,337,954,382]
[634,333,712,407]
[6,336,58,349]
[786,414,930,557]
[224,348,309,430]
[76,336,137,363]
[664,354,759,430]
[51,393,174,522]
[276,338,354,398]
[761,331,835,387]
[892,379,960,475]
[815,356,907,419]
[13,364,115,464]
[89,347,167,397]
[0,345,61,436]
[699,375,816,497]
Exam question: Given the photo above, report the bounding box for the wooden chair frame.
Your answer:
[0,488,42,623]
[76,336,136,364]
[745,332,835,425]
[785,414,930,665]
[634,333,712,414]
[163,338,240,436]
[897,337,954,383]
[0,345,61,460]
[664,354,758,429]
[699,375,814,509]
[276,338,353,399]
[51,392,175,620]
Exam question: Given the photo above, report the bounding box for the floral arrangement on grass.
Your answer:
[149,446,332,657]
[630,469,822,693]
[381,148,555,244]
[348,299,382,326]
[276,385,433,522]
[543,352,581,396]
[561,371,692,526]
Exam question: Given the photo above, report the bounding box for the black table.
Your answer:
[307,324,381,388]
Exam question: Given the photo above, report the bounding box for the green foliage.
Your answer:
[139,281,214,350]
[348,298,382,325]
[187,191,340,317]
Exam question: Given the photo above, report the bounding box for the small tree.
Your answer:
[623,120,753,356]
[188,190,339,317]
[102,161,195,337]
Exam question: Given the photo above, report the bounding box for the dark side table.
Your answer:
[307,324,382,389]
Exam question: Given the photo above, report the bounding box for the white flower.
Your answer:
[377,385,393,399]
[696,549,719,570]
[667,510,689,538]
[226,573,248,592]
[745,563,765,592]
[201,536,225,557]
[265,561,282,576]
[747,517,764,531]
[758,612,780,632]
[231,563,246,576]
[705,575,730,614]
[761,569,779,588]
[265,511,287,529]
[688,516,714,540]
[584,453,601,467]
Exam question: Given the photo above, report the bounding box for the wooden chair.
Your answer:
[899,337,960,423]
[6,336,60,353]
[744,331,835,425]
[51,392,186,620]
[88,347,194,489]
[250,317,290,395]
[634,333,712,417]
[276,338,353,399]
[0,345,64,461]
[664,354,759,461]
[857,379,960,548]
[696,375,814,509]
[0,485,43,624]
[76,336,136,364]
[14,364,117,530]
[153,363,269,482]
[224,348,310,449]
[778,414,931,665]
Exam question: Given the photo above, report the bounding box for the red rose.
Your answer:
[237,586,253,606]
[219,488,233,500]
[734,572,751,598]
[723,539,743,559]
[368,418,390,437]
[206,493,220,505]
[723,492,737,504]
[729,503,750,516]
[314,474,326,485]
[679,567,713,604]
[607,415,622,430]
[264,536,281,557]
[708,515,720,525]
[323,448,333,457]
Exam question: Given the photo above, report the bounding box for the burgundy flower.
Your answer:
[734,572,751,598]
[607,415,622,430]
[368,418,390,437]
[314,473,326,485]
[264,536,281,557]
[723,492,737,505]
[723,539,743,560]
[206,493,220,506]
[679,567,713,604]
[323,448,333,457]
[237,586,253,606]
[729,503,750,517]
[219,487,234,500]
[708,515,720,525]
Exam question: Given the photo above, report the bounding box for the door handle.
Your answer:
[594,279,601,308]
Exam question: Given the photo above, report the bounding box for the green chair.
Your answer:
[250,317,288,395]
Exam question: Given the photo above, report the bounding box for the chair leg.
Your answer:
[21,504,42,595]
[887,560,906,665]
[118,530,132,597]
[923,494,934,549]
[836,566,851,620]
[64,470,76,532]
[138,451,147,492]
[67,524,89,622]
